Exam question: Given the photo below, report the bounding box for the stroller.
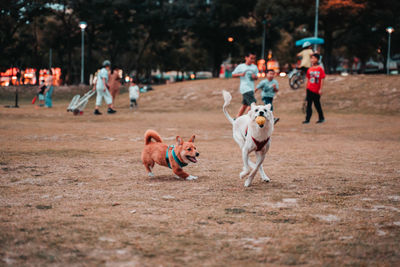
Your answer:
[67,90,96,115]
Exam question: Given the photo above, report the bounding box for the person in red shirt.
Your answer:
[303,53,325,124]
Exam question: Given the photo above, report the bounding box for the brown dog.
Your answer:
[141,130,199,180]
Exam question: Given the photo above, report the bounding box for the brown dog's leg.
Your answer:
[172,167,189,179]
[144,161,155,177]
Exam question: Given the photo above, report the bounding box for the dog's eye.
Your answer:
[255,109,259,112]
[264,109,267,112]
[187,148,192,151]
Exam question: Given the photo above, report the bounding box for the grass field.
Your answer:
[1,75,399,266]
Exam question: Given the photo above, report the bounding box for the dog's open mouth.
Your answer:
[186,156,197,163]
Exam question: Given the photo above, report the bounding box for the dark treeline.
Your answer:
[1,0,399,84]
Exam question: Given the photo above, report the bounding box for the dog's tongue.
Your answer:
[188,156,197,163]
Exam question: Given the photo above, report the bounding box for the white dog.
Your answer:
[222,90,274,187]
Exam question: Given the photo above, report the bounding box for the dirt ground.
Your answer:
[1,75,399,266]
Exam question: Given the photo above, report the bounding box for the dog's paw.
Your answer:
[186,175,198,181]
[148,172,155,177]
[244,179,252,187]
[240,170,249,179]
[174,175,181,180]
[261,176,270,183]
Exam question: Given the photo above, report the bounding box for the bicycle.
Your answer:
[288,68,306,90]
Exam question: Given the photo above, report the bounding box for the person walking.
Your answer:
[109,67,122,106]
[297,41,314,75]
[303,53,326,124]
[45,69,54,108]
[232,52,258,117]
[93,60,116,115]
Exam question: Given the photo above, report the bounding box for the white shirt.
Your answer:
[232,63,259,94]
[129,85,139,99]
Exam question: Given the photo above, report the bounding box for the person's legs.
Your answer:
[304,90,313,122]
[94,89,103,114]
[45,86,54,108]
[38,94,45,107]
[313,93,325,122]
[237,91,256,117]
[237,105,248,117]
[104,89,116,114]
[263,97,279,124]
[262,97,273,111]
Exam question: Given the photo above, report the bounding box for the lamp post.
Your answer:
[261,19,267,60]
[314,0,319,51]
[386,26,394,75]
[227,36,234,59]
[79,21,87,84]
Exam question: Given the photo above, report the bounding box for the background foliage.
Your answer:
[1,0,399,84]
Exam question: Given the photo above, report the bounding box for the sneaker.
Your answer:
[302,120,310,124]
[274,117,280,125]
[316,119,325,124]
[107,108,116,114]
[94,109,102,115]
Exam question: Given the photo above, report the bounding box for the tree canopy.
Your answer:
[1,0,399,84]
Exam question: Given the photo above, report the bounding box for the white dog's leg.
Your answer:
[239,148,251,179]
[148,172,155,177]
[248,159,270,182]
[245,152,266,187]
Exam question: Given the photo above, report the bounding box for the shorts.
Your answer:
[96,88,113,106]
[38,94,45,101]
[242,91,256,106]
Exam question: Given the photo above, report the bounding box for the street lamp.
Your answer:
[261,19,267,60]
[386,26,394,75]
[79,21,87,84]
[314,0,319,51]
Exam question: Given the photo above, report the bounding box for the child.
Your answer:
[256,69,279,110]
[303,53,325,124]
[37,80,46,107]
[232,52,258,117]
[129,79,140,109]
[256,69,280,124]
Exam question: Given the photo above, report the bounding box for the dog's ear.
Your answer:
[176,136,183,145]
[250,102,256,109]
[188,135,195,143]
[265,104,272,111]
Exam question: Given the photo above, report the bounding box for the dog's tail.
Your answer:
[222,90,234,124]
[144,129,163,145]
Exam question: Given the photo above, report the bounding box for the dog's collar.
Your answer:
[252,136,270,151]
[245,127,270,151]
[166,145,188,169]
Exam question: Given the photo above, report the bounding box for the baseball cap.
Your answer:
[302,41,312,48]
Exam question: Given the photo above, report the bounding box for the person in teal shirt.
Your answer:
[256,69,279,111]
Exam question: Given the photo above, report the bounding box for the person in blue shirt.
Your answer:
[256,69,280,124]
[256,69,278,110]
[232,52,259,117]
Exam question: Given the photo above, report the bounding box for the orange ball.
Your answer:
[256,116,266,126]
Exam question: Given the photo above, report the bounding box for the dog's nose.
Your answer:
[196,152,200,157]
[259,111,264,116]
